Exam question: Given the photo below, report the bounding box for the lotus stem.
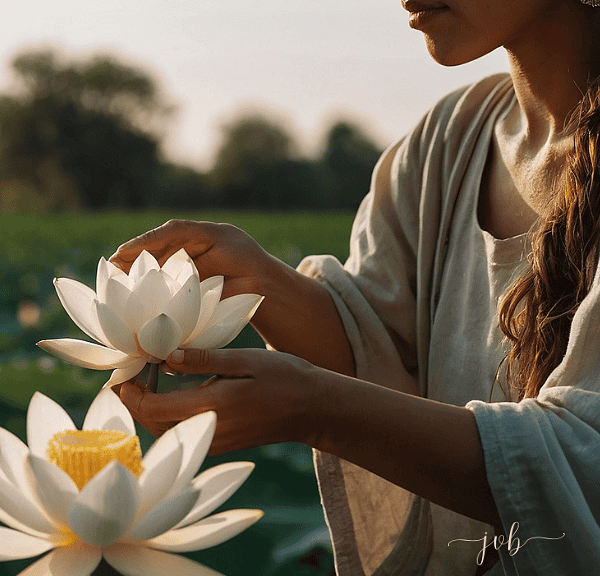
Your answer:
[137,362,160,393]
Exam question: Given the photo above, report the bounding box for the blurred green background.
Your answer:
[0,49,382,215]
[0,210,355,576]
[0,46,372,576]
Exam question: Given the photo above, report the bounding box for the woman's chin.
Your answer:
[423,36,500,67]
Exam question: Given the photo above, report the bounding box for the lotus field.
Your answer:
[0,210,354,576]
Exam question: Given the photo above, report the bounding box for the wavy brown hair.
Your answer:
[498,81,600,400]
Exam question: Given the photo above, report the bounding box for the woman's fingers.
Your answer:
[165,348,256,376]
[117,348,261,436]
[110,228,165,271]
[117,347,313,448]
[119,381,210,433]
[109,220,214,271]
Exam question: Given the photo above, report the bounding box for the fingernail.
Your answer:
[159,363,175,376]
[170,350,184,364]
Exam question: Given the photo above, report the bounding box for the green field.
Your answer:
[0,210,355,576]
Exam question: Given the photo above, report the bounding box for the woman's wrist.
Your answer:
[290,361,335,448]
[249,254,356,376]
[304,370,501,527]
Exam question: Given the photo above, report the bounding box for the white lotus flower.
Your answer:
[0,389,262,576]
[37,249,264,387]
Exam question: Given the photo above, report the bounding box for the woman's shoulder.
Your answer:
[424,72,513,139]
[368,73,514,216]
[381,74,513,181]
[384,73,513,163]
[445,72,512,103]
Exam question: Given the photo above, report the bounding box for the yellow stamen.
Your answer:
[47,429,143,490]
[53,527,80,548]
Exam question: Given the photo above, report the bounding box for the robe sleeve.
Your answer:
[467,269,600,575]
[297,130,421,393]
[296,82,480,574]
[296,132,426,576]
[297,74,515,575]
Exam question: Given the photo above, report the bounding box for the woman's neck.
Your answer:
[504,2,600,145]
[490,2,600,216]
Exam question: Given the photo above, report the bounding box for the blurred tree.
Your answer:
[319,121,382,210]
[0,49,174,210]
[149,162,212,208]
[11,51,173,134]
[211,115,294,187]
[209,114,325,210]
[209,114,382,210]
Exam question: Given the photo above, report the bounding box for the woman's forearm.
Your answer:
[312,369,502,529]
[251,255,356,376]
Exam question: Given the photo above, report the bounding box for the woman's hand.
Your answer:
[110,219,272,299]
[118,347,322,453]
[110,219,356,375]
[118,345,500,527]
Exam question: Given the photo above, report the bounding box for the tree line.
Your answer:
[0,49,383,212]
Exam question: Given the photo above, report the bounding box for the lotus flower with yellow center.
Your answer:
[37,249,264,387]
[0,389,262,575]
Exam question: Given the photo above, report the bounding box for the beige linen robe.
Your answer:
[298,73,600,575]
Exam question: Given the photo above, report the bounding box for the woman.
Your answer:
[111,0,600,574]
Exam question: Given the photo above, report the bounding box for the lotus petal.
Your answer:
[183,321,238,350]
[186,294,263,349]
[96,258,110,302]
[210,293,264,327]
[17,543,102,576]
[107,257,131,280]
[0,428,39,505]
[164,275,201,343]
[27,392,76,460]
[95,301,140,357]
[0,506,49,541]
[167,412,216,498]
[0,474,56,536]
[103,278,133,322]
[28,455,78,528]
[129,250,160,283]
[97,257,131,303]
[104,543,225,576]
[175,262,198,286]
[131,269,172,322]
[124,289,149,334]
[68,461,140,547]
[102,357,148,388]
[138,437,183,515]
[127,487,199,542]
[0,433,47,531]
[161,270,182,296]
[83,388,136,436]
[0,466,9,485]
[175,462,255,529]
[0,527,54,561]
[54,278,106,344]
[161,249,198,286]
[37,339,136,371]
[183,277,223,344]
[148,509,263,552]
[138,314,183,360]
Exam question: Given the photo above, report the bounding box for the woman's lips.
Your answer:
[402,1,450,29]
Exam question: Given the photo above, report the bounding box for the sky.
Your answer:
[0,0,510,170]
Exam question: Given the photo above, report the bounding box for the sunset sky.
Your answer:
[1,0,509,169]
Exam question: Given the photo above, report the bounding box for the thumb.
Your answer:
[118,381,147,421]
[166,348,252,376]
